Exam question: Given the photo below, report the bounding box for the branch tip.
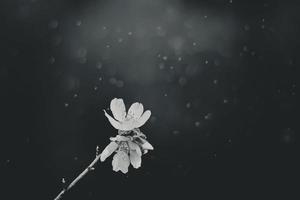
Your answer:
[96,146,100,156]
[53,148,102,200]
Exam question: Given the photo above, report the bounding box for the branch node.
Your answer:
[96,146,100,156]
[61,178,67,189]
[88,166,95,171]
[54,148,102,200]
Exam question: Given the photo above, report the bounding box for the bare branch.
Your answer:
[53,152,101,200]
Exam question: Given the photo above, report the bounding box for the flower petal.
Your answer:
[141,139,154,150]
[110,98,126,122]
[100,142,119,162]
[115,135,130,142]
[135,137,154,150]
[119,120,137,131]
[109,137,117,142]
[136,110,151,127]
[128,141,142,157]
[143,149,148,154]
[127,102,144,120]
[104,110,122,130]
[130,150,142,169]
[112,151,130,174]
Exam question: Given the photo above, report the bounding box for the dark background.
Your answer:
[0,0,298,199]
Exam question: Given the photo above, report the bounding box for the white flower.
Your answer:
[104,98,151,131]
[112,150,130,174]
[100,129,154,174]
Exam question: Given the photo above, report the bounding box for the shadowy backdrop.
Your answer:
[1,0,298,199]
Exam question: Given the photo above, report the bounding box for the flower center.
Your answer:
[118,141,129,153]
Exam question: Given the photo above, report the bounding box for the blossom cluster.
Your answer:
[101,98,153,173]
[100,129,153,173]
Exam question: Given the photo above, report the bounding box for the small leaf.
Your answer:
[132,129,147,139]
[130,150,141,169]
[135,137,154,150]
[128,141,142,157]
[100,142,118,162]
[143,149,148,154]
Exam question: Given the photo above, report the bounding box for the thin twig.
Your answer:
[53,153,101,200]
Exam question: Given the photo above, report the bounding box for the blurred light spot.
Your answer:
[48,20,59,29]
[214,59,220,66]
[156,26,166,36]
[281,128,295,144]
[76,48,87,63]
[49,56,55,64]
[244,24,250,31]
[168,36,185,55]
[158,63,165,70]
[116,80,124,88]
[178,76,187,86]
[96,62,102,69]
[52,35,63,46]
[150,116,157,123]
[173,130,180,135]
[63,76,80,91]
[76,20,82,26]
[109,77,117,85]
[117,38,123,43]
[204,113,213,120]
[186,102,191,109]
[185,64,198,76]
